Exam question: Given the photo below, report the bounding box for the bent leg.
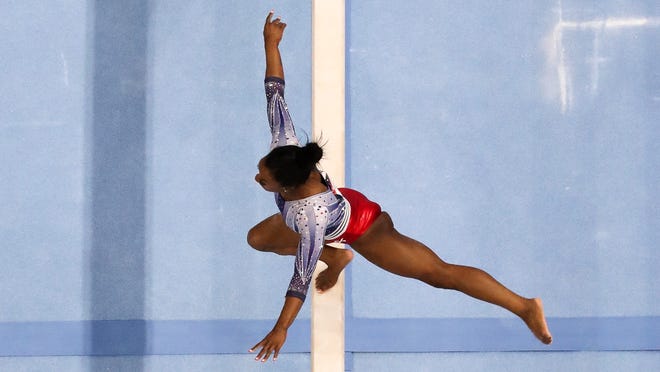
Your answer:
[351,212,552,344]
[247,213,299,256]
[315,245,353,293]
[247,214,353,291]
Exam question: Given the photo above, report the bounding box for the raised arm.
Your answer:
[264,11,285,79]
[263,11,299,150]
[249,12,300,363]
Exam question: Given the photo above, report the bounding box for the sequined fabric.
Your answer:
[265,77,300,150]
[265,77,350,301]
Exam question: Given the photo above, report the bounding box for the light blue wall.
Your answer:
[0,0,658,371]
[1,0,88,322]
[349,0,658,319]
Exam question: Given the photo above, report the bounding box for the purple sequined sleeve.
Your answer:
[264,77,331,302]
[265,77,300,149]
[285,202,330,301]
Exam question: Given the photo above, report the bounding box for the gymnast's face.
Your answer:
[255,158,281,193]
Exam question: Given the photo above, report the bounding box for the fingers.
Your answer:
[265,10,286,28]
[249,340,279,362]
[256,344,268,361]
[252,345,277,362]
[248,340,262,354]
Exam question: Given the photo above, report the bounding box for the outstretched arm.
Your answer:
[250,203,330,362]
[264,11,286,79]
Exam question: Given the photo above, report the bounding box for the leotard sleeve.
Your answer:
[285,203,330,301]
[266,76,301,212]
[264,77,323,300]
[265,77,300,149]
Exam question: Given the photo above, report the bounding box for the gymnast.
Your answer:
[248,11,552,362]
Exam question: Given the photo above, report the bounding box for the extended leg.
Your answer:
[351,212,552,344]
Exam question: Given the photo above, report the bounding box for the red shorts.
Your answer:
[329,188,382,245]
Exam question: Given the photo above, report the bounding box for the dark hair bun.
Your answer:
[300,142,323,165]
[264,143,324,188]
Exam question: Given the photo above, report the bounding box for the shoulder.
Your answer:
[286,197,330,224]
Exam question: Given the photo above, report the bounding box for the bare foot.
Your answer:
[522,298,553,344]
[315,249,353,293]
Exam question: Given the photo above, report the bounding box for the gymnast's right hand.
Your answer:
[249,327,287,362]
[263,10,286,46]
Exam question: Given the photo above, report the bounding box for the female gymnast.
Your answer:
[248,11,552,362]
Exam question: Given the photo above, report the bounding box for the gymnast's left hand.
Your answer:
[249,327,287,362]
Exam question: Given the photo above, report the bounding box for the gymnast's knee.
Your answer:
[419,263,458,290]
[246,226,267,251]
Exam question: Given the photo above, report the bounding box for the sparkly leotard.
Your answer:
[265,77,351,301]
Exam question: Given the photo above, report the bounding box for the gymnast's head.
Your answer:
[255,143,323,193]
